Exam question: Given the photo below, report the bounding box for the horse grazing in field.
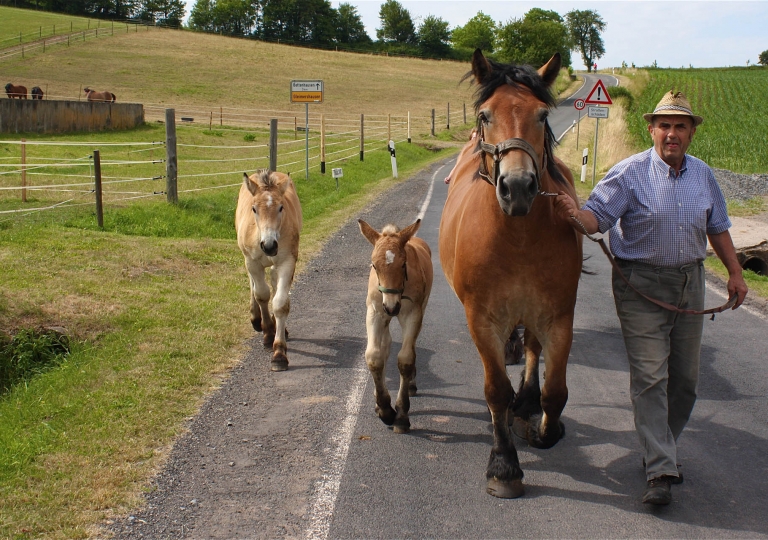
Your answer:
[31,86,44,100]
[359,219,433,434]
[438,49,583,498]
[84,87,116,102]
[236,170,302,371]
[5,83,27,99]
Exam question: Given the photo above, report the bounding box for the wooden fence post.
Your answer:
[388,113,391,144]
[407,111,411,143]
[431,109,435,136]
[447,102,450,129]
[220,107,222,126]
[269,119,278,171]
[21,139,27,203]
[165,109,178,204]
[359,114,364,162]
[463,103,466,125]
[93,150,104,228]
[320,114,326,174]
[209,111,212,130]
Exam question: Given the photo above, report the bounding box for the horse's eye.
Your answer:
[279,205,284,213]
[539,111,549,123]
[478,112,489,125]
[252,205,257,214]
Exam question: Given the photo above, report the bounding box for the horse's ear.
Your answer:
[243,173,258,195]
[358,219,381,246]
[537,53,562,88]
[398,219,421,244]
[471,49,493,84]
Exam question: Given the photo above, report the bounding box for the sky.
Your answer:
[181,1,768,71]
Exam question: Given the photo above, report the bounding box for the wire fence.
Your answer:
[0,107,443,224]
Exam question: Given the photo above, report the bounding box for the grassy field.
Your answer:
[0,6,101,48]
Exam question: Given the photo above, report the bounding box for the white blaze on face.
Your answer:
[266,194,273,207]
[385,250,395,265]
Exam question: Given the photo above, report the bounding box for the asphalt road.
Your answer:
[111,76,768,539]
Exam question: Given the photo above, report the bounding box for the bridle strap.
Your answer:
[373,263,411,301]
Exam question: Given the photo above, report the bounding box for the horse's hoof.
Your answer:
[511,416,529,440]
[251,319,263,332]
[270,359,288,372]
[487,477,525,499]
[376,405,397,426]
[393,418,411,434]
[527,419,565,449]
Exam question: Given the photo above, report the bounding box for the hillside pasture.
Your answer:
[626,67,768,174]
[0,6,100,48]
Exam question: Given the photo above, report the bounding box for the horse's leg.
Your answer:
[392,308,423,433]
[365,306,396,425]
[268,260,295,371]
[468,313,524,498]
[526,320,572,449]
[245,259,271,338]
[504,325,524,365]
[511,330,543,438]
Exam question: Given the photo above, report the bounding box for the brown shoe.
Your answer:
[643,476,672,505]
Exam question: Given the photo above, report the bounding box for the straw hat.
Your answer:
[643,91,703,126]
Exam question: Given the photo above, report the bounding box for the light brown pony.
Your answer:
[5,83,27,99]
[84,87,116,102]
[359,219,433,434]
[439,50,583,498]
[236,170,302,371]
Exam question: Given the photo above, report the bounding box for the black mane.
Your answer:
[463,58,567,186]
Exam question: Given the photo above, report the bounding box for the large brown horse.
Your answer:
[84,87,116,102]
[5,83,27,99]
[439,50,583,498]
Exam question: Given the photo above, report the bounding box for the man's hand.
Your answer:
[554,191,599,235]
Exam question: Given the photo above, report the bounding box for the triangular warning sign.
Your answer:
[585,80,613,105]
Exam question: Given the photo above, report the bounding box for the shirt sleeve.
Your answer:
[705,167,731,234]
[582,164,630,234]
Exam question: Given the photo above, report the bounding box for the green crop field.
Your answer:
[626,67,768,174]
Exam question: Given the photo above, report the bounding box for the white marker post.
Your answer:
[580,148,588,183]
[388,140,398,179]
[332,167,343,191]
[588,106,609,186]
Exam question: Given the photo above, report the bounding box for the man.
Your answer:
[554,91,748,505]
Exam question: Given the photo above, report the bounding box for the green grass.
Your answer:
[0,6,104,49]
[626,67,768,174]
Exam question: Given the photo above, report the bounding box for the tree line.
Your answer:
[1,0,186,26]
[188,0,607,71]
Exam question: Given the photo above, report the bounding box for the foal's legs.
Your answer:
[245,259,273,344]
[365,307,397,425]
[392,307,423,433]
[269,260,295,371]
[467,311,524,498]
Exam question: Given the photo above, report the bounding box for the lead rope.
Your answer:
[561,210,738,320]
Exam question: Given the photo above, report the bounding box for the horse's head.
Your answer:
[5,83,11,92]
[242,170,293,257]
[359,219,421,317]
[469,49,562,216]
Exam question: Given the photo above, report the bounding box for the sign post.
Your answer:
[580,148,588,183]
[388,140,398,178]
[584,80,613,186]
[332,167,343,191]
[290,80,324,180]
[573,98,585,150]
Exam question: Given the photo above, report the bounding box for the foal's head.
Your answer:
[242,170,293,257]
[358,219,421,317]
[467,49,565,216]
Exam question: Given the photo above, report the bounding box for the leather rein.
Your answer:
[474,128,737,319]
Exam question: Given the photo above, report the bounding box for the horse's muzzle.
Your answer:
[497,172,538,216]
[383,302,401,317]
[260,240,278,257]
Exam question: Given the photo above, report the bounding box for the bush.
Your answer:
[608,85,634,110]
[0,328,70,394]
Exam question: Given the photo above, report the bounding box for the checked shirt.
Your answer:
[583,148,731,268]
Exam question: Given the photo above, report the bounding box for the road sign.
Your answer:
[332,168,343,178]
[290,80,324,103]
[588,106,609,118]
[585,79,612,105]
[574,99,586,110]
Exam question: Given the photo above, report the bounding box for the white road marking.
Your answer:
[304,163,446,539]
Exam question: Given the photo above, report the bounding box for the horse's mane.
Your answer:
[381,224,398,235]
[462,59,567,186]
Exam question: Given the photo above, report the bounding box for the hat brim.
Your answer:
[643,111,703,127]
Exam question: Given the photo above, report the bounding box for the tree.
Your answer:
[565,9,605,72]
[335,3,371,44]
[496,8,571,68]
[759,50,768,66]
[138,0,186,26]
[189,0,256,36]
[417,14,451,57]
[451,11,496,53]
[376,0,416,44]
[260,0,337,44]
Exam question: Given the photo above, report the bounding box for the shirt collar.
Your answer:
[650,147,688,178]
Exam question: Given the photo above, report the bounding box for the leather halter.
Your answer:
[477,125,544,189]
[372,262,410,300]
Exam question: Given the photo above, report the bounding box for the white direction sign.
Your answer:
[588,106,609,119]
[290,80,324,103]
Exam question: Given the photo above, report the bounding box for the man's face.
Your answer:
[648,115,696,168]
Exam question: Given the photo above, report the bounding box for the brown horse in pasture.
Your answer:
[438,50,583,498]
[31,86,44,100]
[84,87,116,102]
[359,219,433,434]
[5,83,27,99]
[236,170,302,371]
